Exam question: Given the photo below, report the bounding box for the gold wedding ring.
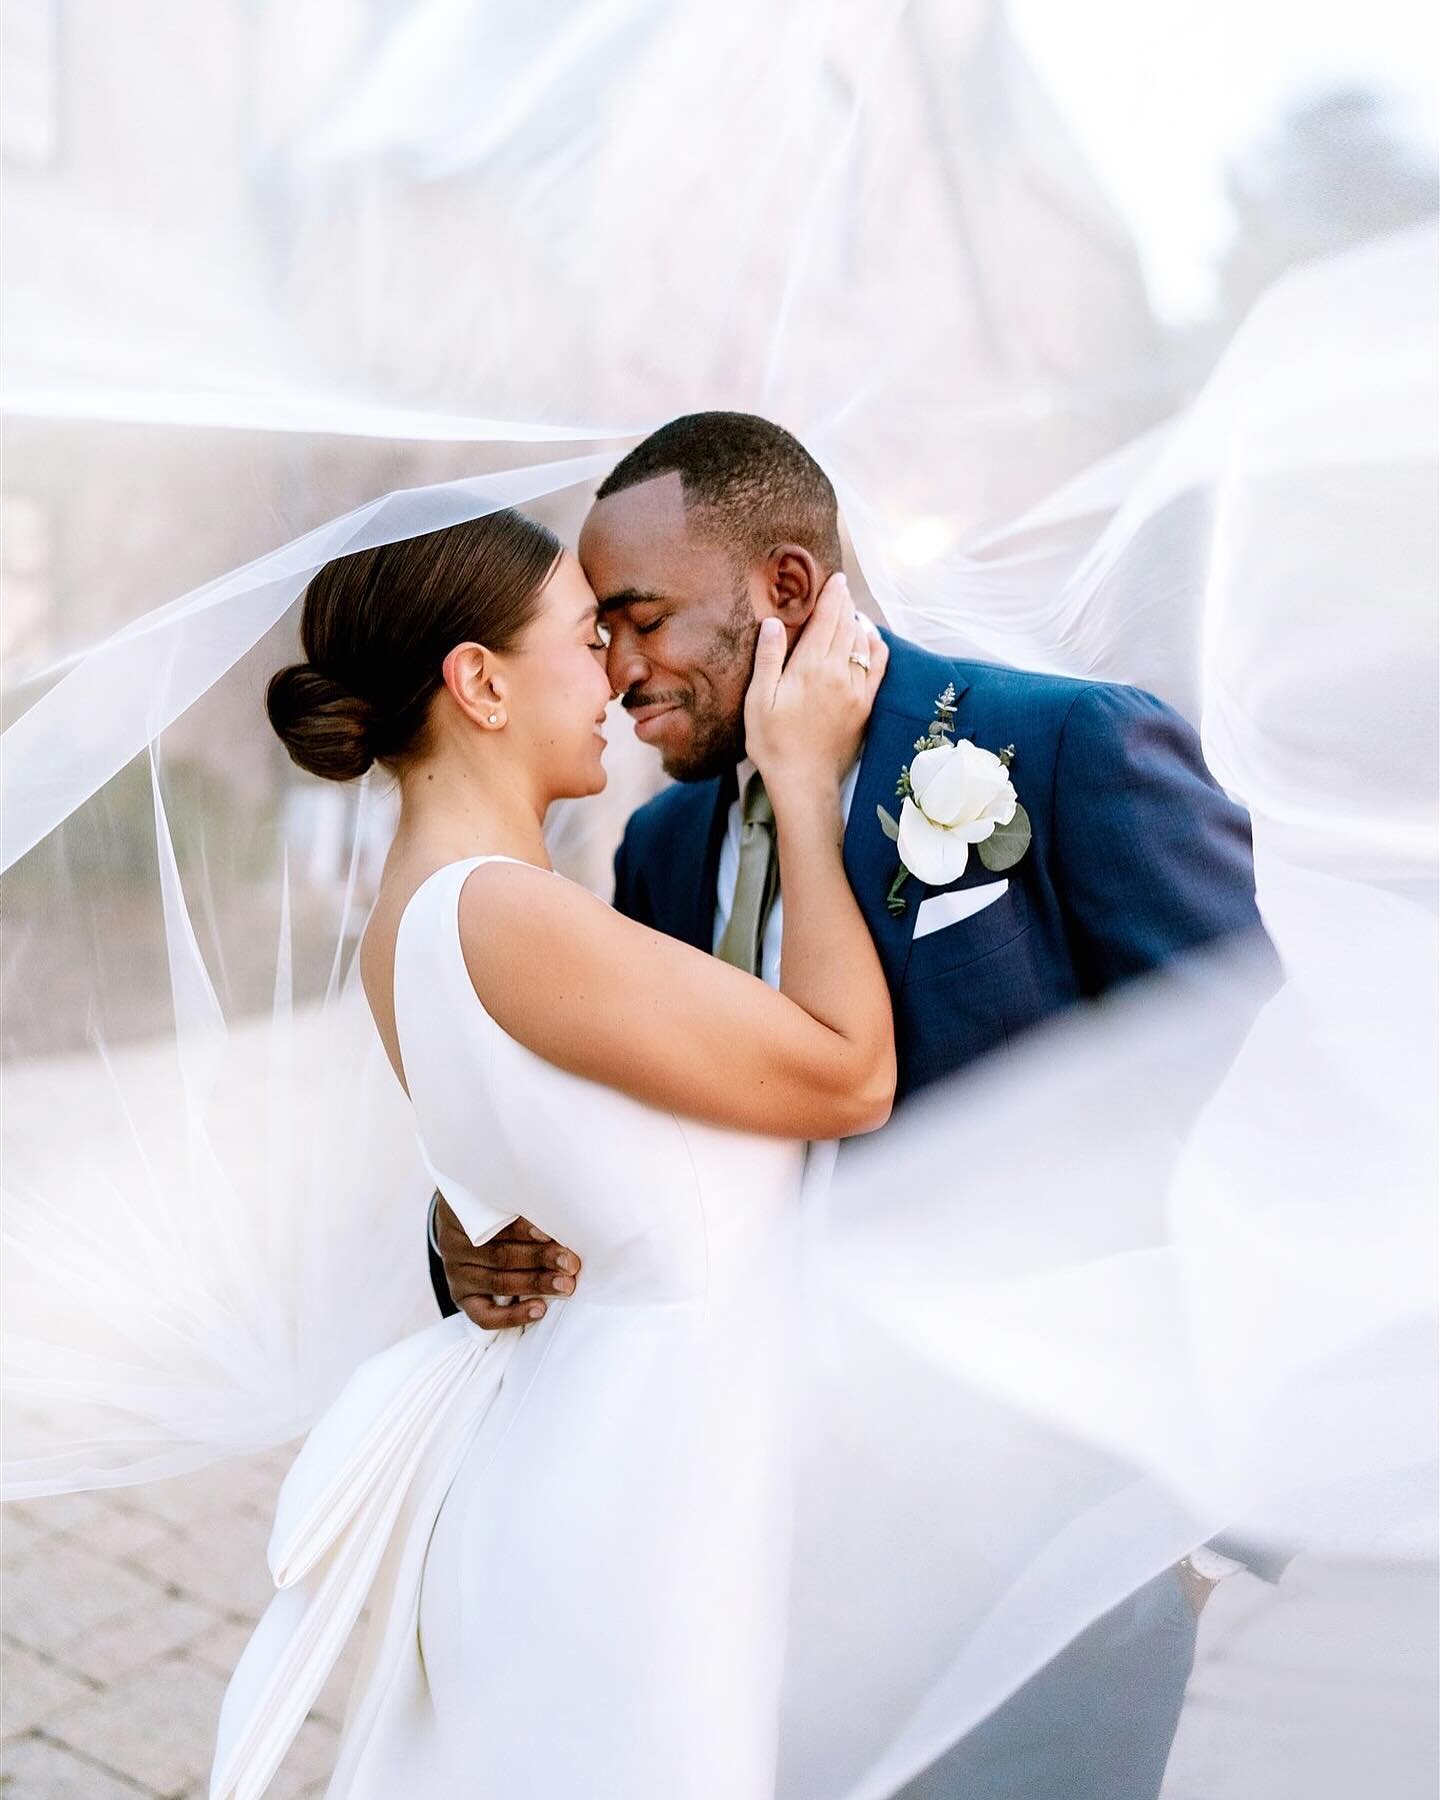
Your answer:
[848,652,871,672]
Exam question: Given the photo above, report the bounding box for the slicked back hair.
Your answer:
[595,412,843,571]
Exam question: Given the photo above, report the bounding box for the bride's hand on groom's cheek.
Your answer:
[436,1202,581,1330]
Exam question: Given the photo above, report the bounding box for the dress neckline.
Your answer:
[397,853,548,946]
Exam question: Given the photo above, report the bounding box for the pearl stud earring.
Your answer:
[488,713,499,725]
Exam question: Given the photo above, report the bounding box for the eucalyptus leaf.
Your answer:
[977,803,1031,872]
[876,805,900,842]
[886,864,911,916]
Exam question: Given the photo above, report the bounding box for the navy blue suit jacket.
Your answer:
[612,630,1267,1105]
[429,629,1284,1590]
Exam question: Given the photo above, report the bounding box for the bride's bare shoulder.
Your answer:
[456,855,609,947]
[455,855,644,1026]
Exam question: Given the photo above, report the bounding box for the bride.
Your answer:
[214,507,891,1797]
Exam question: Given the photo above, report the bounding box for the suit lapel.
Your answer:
[656,768,737,953]
[844,631,970,995]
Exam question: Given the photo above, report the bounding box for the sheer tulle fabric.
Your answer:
[2,3,1435,1793]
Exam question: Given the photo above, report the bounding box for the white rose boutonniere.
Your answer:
[876,684,1031,915]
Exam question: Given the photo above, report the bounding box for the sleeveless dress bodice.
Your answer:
[214,856,805,1800]
[394,856,803,1307]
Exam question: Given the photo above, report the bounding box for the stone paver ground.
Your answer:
[1,1447,356,1798]
[4,1468,1434,1799]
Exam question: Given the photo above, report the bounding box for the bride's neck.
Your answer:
[392,749,551,869]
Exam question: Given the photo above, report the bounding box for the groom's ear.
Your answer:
[764,546,825,627]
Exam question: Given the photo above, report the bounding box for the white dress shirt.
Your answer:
[712,754,864,991]
[712,753,863,1204]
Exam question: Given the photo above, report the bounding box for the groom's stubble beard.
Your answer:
[627,595,760,783]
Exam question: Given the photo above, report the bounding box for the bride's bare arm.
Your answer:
[460,582,895,1140]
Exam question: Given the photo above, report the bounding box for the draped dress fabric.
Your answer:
[213,856,806,1799]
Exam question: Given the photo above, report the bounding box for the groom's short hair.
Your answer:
[596,412,843,570]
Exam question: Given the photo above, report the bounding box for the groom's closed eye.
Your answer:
[609,605,666,635]
[598,588,666,616]
[599,590,673,635]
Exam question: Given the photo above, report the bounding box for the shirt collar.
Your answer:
[734,743,865,812]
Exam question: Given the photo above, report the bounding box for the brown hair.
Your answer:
[267,509,561,781]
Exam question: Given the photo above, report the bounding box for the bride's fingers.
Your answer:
[816,569,850,642]
[863,623,888,696]
[837,614,884,697]
[746,615,787,711]
[830,603,867,684]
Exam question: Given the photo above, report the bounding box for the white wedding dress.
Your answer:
[213,855,807,1799]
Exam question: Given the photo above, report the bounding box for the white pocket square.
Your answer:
[913,878,1009,940]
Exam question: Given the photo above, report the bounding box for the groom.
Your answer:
[431,412,1275,1798]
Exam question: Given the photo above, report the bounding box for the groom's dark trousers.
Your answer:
[431,630,1279,1798]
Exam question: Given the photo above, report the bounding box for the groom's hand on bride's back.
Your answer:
[435,1198,580,1330]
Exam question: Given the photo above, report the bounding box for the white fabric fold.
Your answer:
[211,1314,517,1800]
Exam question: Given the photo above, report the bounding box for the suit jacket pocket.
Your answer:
[905,874,1030,978]
[914,879,1010,938]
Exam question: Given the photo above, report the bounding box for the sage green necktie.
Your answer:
[716,771,778,977]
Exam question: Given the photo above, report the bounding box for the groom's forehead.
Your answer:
[589,469,689,539]
[580,472,718,596]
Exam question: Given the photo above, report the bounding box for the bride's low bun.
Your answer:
[265,511,562,782]
[266,663,376,782]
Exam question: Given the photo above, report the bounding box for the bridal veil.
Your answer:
[3,4,1435,1793]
